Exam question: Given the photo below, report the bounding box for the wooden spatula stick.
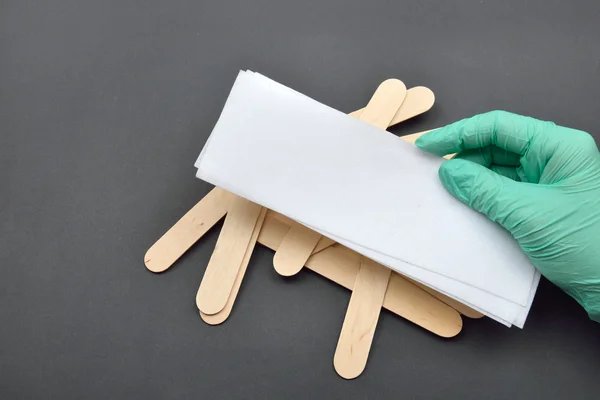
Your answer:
[333,79,406,379]
[196,197,263,315]
[144,187,232,273]
[200,208,268,325]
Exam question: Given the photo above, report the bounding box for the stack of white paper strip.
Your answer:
[195,70,540,328]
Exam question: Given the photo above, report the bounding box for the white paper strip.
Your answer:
[195,71,539,326]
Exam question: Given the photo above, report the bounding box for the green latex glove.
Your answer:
[415,111,600,322]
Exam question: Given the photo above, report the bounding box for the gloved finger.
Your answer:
[438,158,529,229]
[451,153,522,180]
[453,145,521,167]
[490,165,521,181]
[415,110,553,156]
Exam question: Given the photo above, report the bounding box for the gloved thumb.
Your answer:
[439,159,526,230]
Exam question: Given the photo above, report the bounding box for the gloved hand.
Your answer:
[415,111,600,322]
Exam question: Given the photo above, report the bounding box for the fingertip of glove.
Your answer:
[439,158,472,179]
[414,129,439,150]
[414,127,458,157]
[414,134,427,149]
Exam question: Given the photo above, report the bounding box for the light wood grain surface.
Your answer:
[332,78,406,379]
[200,207,268,325]
[273,222,322,276]
[334,258,391,379]
[144,187,231,273]
[196,197,263,315]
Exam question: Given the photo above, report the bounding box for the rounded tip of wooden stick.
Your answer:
[333,354,366,380]
[144,247,167,273]
[273,252,303,277]
[200,309,229,326]
[196,288,228,316]
[410,86,435,111]
[379,78,407,93]
[438,316,463,338]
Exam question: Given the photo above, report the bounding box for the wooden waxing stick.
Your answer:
[334,258,391,379]
[144,187,232,273]
[348,86,434,123]
[332,79,406,379]
[196,196,264,315]
[200,208,268,325]
[272,85,435,276]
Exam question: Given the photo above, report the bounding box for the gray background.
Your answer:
[1,0,600,398]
